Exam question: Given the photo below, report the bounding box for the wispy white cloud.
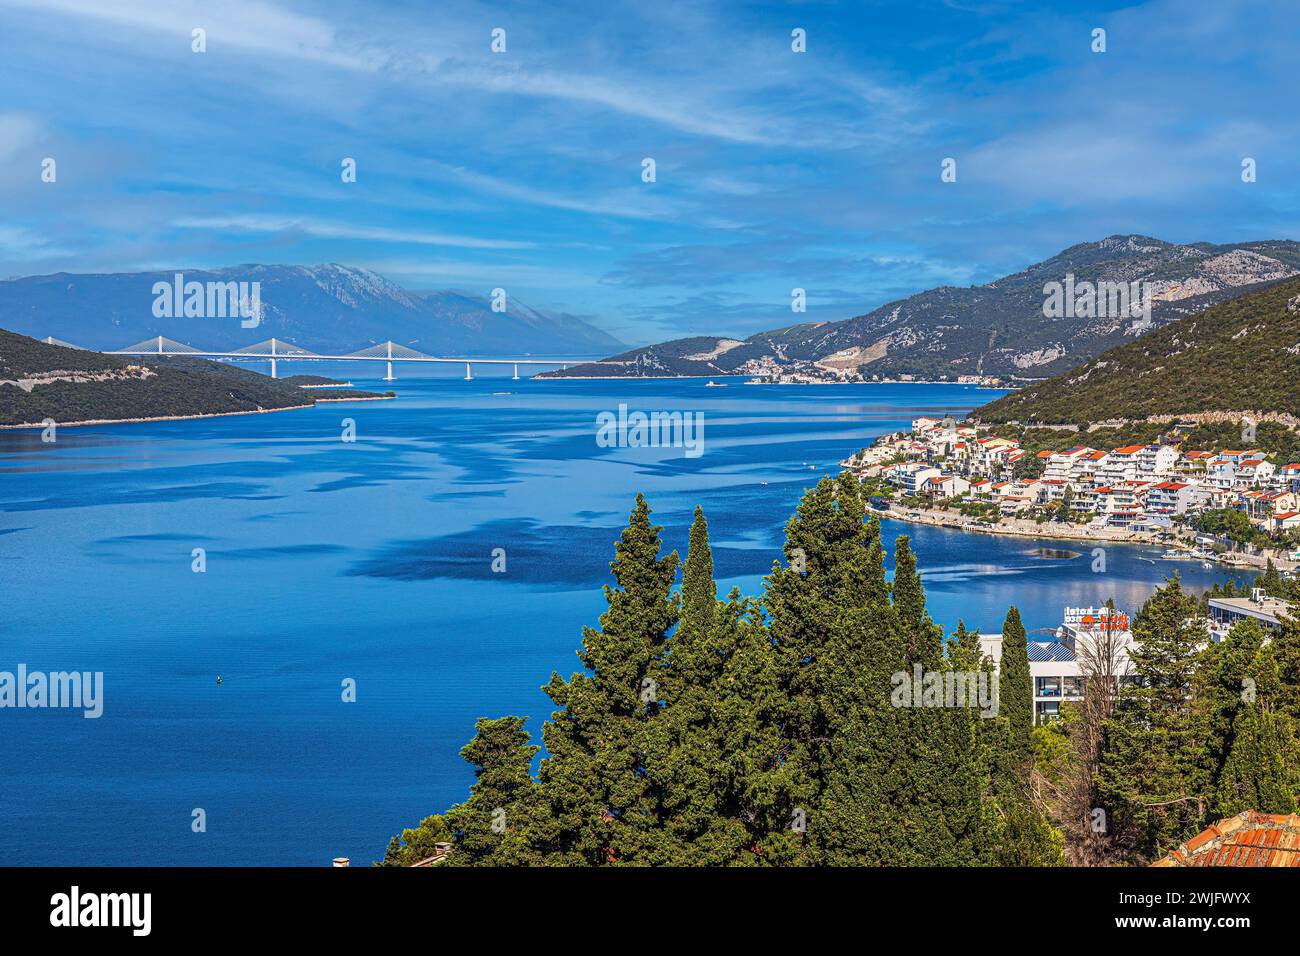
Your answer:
[0,0,382,70]
[172,214,536,250]
[0,224,71,260]
[361,258,600,290]
[0,112,42,162]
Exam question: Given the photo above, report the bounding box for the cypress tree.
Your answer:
[646,505,746,864]
[948,621,1003,864]
[713,589,792,864]
[892,536,942,667]
[994,606,1033,797]
[536,493,679,864]
[765,474,904,863]
[669,505,717,697]
[890,542,993,864]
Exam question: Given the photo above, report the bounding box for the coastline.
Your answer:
[3,392,395,429]
[538,374,1008,385]
[871,504,1293,572]
[0,402,315,429]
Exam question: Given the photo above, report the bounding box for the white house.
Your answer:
[1235,458,1276,488]
[1272,511,1300,533]
[923,474,970,498]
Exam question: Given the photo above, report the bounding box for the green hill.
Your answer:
[0,328,389,426]
[974,277,1300,425]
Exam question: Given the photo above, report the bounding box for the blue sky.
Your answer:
[1,0,1296,345]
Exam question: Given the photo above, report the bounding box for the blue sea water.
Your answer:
[0,374,1243,865]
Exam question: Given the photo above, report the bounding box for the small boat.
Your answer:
[704,380,726,388]
[216,675,222,686]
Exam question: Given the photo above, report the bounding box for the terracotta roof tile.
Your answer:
[1155,812,1300,867]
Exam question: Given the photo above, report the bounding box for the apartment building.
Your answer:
[1281,463,1300,492]
[1099,444,1145,484]
[1147,480,1210,515]
[1137,443,1179,476]
[887,462,942,494]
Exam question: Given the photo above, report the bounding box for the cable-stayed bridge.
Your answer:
[43,335,614,380]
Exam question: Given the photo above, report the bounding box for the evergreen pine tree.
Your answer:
[1097,575,1210,862]
[712,589,793,864]
[1215,703,1297,817]
[444,716,544,866]
[1197,618,1267,801]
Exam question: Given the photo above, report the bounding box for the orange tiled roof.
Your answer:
[1153,812,1300,867]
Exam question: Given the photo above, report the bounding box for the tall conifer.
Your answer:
[536,493,679,864]
[994,606,1034,796]
[1098,575,1209,862]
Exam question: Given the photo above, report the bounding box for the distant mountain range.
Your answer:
[0,264,624,357]
[540,236,1300,380]
[974,276,1300,425]
[0,328,389,427]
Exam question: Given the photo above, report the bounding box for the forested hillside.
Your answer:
[976,277,1300,424]
[0,328,388,426]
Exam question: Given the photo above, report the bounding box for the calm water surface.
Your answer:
[0,374,1241,864]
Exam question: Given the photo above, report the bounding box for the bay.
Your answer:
[0,373,1242,865]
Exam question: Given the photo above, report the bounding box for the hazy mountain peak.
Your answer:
[543,235,1300,380]
[0,265,624,357]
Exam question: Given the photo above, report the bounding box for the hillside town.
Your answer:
[737,354,1007,386]
[843,416,1300,569]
